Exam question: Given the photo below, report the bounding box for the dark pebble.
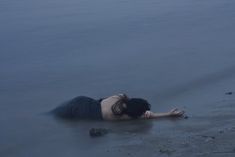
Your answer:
[201,135,215,139]
[184,115,189,119]
[89,128,109,137]
[219,130,224,134]
[225,92,233,95]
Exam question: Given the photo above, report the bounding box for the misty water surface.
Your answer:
[1,0,235,157]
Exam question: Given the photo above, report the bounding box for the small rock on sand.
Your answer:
[225,92,233,95]
[89,128,109,137]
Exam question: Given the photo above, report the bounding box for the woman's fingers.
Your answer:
[171,109,185,116]
[176,110,185,116]
[170,108,178,112]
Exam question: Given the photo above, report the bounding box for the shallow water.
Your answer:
[1,0,235,156]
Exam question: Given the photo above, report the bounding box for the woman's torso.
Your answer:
[101,94,130,120]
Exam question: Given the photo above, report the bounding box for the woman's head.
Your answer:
[123,98,151,118]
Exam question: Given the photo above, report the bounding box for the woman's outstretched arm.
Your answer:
[142,108,185,119]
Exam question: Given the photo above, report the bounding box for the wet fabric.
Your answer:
[52,96,103,120]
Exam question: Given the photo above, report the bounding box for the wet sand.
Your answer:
[1,0,235,156]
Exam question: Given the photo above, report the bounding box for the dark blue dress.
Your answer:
[52,96,103,120]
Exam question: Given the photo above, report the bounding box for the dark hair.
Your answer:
[123,98,151,118]
[111,99,126,116]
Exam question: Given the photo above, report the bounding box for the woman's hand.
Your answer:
[143,110,152,119]
[168,108,185,117]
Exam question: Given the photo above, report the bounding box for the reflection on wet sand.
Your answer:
[53,117,154,137]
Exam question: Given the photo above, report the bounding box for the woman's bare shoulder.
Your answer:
[102,93,127,102]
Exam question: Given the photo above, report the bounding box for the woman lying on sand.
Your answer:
[52,94,184,120]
